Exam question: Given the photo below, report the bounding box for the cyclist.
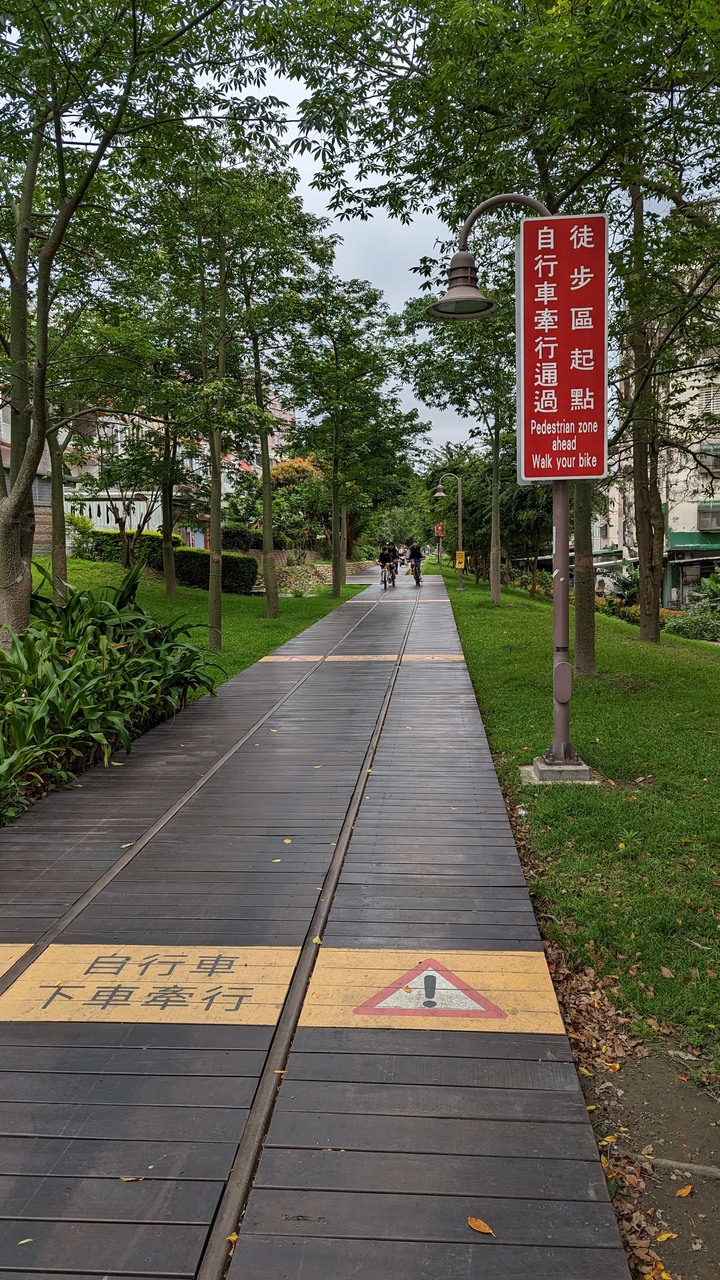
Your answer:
[386,541,400,585]
[378,544,394,590]
[407,540,423,586]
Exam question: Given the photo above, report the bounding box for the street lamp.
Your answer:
[428,192,586,776]
[434,474,464,590]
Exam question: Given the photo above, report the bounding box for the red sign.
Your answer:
[434,522,445,537]
[517,214,607,483]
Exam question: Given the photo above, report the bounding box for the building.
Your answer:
[592,384,720,605]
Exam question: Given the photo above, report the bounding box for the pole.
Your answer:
[545,479,578,763]
[457,474,463,591]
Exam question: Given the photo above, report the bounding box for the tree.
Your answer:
[69,415,164,567]
[267,0,720,641]
[0,0,256,637]
[398,290,515,602]
[282,277,424,596]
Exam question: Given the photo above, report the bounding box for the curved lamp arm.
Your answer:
[459,193,553,250]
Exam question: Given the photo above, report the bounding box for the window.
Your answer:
[697,447,720,476]
[698,503,720,531]
[703,386,720,414]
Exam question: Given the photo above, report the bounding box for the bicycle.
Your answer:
[410,559,421,587]
[380,563,390,590]
[388,562,397,588]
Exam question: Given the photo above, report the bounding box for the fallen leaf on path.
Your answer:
[18,1240,32,1245]
[656,1232,678,1242]
[676,1185,692,1197]
[283,839,292,844]
[120,1177,144,1182]
[272,859,281,863]
[227,1232,238,1243]
[467,1217,495,1236]
[312,935,323,945]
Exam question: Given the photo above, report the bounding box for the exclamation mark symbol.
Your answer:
[423,975,437,1008]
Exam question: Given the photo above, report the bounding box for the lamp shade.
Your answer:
[434,483,447,498]
[426,250,497,320]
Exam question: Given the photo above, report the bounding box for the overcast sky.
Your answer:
[266,76,471,453]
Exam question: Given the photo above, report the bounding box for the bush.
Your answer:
[664,608,720,642]
[173,547,258,594]
[221,524,293,551]
[76,528,182,567]
[0,567,216,823]
[66,513,94,557]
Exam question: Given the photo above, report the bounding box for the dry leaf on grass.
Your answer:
[467,1217,495,1236]
[660,967,675,979]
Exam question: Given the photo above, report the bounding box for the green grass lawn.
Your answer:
[434,565,720,1064]
[32,558,364,683]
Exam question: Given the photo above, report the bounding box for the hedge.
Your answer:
[221,524,291,551]
[74,528,182,568]
[174,547,258,595]
[71,527,258,594]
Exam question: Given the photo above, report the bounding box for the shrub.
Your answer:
[173,547,258,594]
[76,528,182,567]
[66,513,94,557]
[664,608,720,642]
[1,567,217,823]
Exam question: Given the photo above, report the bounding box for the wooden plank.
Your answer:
[284,1052,578,1091]
[265,1111,598,1159]
[0,1136,235,1180]
[0,1102,248,1143]
[240,1188,620,1246]
[0,1072,256,1109]
[0,1174,222,1223]
[0,1220,207,1276]
[0,1046,266,1077]
[254,1148,608,1201]
[289,1028,573,1061]
[273,1080,586,1122]
[228,1237,631,1280]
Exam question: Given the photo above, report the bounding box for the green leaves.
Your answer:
[0,568,215,823]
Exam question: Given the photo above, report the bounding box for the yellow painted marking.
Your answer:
[300,948,563,1034]
[0,944,30,978]
[0,945,300,1024]
[259,655,322,663]
[325,654,398,662]
[402,654,464,661]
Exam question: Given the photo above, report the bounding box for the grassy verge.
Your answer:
[434,565,720,1066]
[33,558,364,684]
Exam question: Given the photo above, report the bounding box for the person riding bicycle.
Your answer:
[407,540,423,583]
[378,544,392,582]
[386,541,400,579]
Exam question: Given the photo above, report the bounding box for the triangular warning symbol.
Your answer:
[353,958,507,1020]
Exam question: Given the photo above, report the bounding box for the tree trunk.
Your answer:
[249,329,278,619]
[345,509,356,561]
[161,420,176,596]
[574,479,597,676]
[207,239,226,652]
[207,424,222,650]
[339,502,347,587]
[629,184,663,642]
[331,413,341,599]
[531,532,540,596]
[490,419,501,604]
[48,429,68,603]
[120,522,133,569]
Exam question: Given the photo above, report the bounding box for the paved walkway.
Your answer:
[0,571,629,1278]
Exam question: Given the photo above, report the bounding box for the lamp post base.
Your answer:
[530,755,591,783]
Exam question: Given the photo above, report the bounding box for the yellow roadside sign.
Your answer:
[455,550,466,569]
[0,945,300,1024]
[301,948,564,1035]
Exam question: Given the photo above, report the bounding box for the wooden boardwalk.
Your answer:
[0,570,630,1278]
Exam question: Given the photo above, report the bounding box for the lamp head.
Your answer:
[426,250,497,320]
[434,483,447,498]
